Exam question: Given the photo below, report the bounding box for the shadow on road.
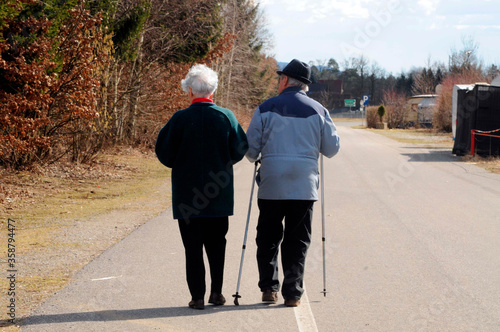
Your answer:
[400,147,461,163]
[5,303,286,327]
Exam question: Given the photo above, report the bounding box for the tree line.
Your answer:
[2,1,499,169]
[0,0,277,169]
[309,35,499,130]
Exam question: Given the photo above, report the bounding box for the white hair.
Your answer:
[286,76,308,90]
[181,64,218,97]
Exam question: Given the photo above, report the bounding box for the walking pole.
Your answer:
[320,155,328,297]
[233,162,258,305]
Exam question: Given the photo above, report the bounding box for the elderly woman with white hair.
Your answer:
[156,64,248,310]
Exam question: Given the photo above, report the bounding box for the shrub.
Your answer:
[383,90,412,128]
[366,106,379,128]
[0,3,108,168]
[377,105,386,123]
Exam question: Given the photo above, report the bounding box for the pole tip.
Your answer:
[233,293,241,305]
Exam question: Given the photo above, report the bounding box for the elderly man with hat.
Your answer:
[245,59,340,307]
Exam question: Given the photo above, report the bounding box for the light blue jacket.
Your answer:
[246,86,340,200]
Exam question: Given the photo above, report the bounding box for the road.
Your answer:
[21,123,500,331]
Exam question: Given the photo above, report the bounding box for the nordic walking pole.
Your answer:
[233,162,258,305]
[320,154,328,297]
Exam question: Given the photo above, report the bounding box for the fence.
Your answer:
[470,129,500,156]
[330,110,366,119]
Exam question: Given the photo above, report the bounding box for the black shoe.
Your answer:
[284,299,300,307]
[188,299,205,310]
[208,293,226,305]
[262,290,278,303]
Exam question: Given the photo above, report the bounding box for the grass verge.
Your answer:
[367,128,454,147]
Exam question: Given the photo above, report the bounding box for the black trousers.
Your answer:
[256,199,314,300]
[178,217,228,300]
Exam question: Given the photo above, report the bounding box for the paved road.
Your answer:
[22,124,500,331]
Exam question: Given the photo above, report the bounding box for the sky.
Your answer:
[258,0,500,75]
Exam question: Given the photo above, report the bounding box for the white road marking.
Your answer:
[91,275,122,281]
[294,287,319,332]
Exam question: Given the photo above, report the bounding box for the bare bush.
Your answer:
[383,90,411,128]
[434,70,486,131]
[366,106,379,128]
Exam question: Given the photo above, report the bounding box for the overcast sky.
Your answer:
[258,0,500,75]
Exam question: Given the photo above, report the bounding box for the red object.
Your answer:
[471,130,476,156]
[471,128,500,156]
[192,97,213,104]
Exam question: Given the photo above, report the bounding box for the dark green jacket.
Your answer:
[155,102,248,219]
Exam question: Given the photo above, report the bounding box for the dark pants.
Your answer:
[256,199,314,300]
[178,217,228,301]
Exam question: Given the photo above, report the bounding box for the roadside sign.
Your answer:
[363,95,369,105]
[344,99,356,107]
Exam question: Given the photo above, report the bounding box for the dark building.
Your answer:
[453,84,500,156]
[308,79,344,110]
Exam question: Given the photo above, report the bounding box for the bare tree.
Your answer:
[486,64,500,82]
[368,62,383,103]
[412,68,437,95]
[101,0,225,143]
[214,0,277,114]
[449,35,482,74]
[354,54,370,93]
[411,56,440,95]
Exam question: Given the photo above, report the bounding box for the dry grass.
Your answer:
[1,149,170,216]
[331,117,364,122]
[369,128,454,147]
[0,148,171,329]
[462,155,500,174]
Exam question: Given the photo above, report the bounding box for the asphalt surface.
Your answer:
[21,123,500,331]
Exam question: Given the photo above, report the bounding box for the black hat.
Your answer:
[277,59,312,85]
